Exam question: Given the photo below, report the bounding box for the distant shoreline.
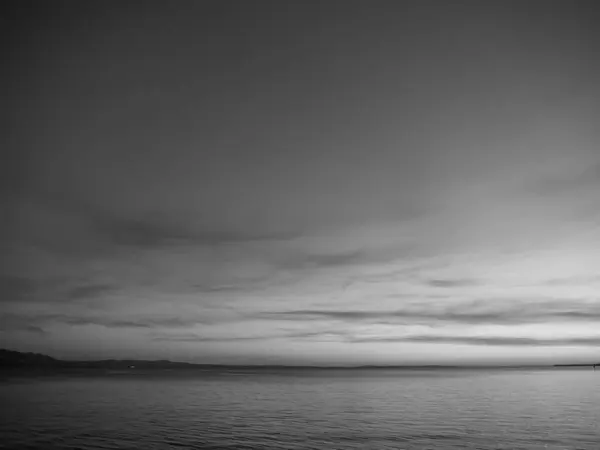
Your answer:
[1,364,591,374]
[553,364,598,367]
[1,349,598,372]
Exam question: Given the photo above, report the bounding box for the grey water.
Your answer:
[1,368,599,450]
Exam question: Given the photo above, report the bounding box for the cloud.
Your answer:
[0,275,36,303]
[98,216,193,247]
[349,335,600,347]
[9,194,296,261]
[262,298,600,326]
[0,313,47,334]
[425,278,481,288]
[54,316,198,329]
[282,249,369,270]
[100,213,294,248]
[0,274,116,305]
[192,284,257,293]
[4,183,600,363]
[151,329,350,342]
[23,325,46,334]
[0,312,236,331]
[65,284,115,301]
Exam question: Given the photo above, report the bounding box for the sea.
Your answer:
[1,367,599,450]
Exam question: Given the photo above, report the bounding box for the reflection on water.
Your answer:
[1,368,599,449]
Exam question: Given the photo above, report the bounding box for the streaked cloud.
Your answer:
[349,335,600,347]
[151,330,349,343]
[425,278,481,288]
[261,298,600,325]
[0,311,236,332]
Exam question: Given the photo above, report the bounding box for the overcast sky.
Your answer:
[2,1,600,365]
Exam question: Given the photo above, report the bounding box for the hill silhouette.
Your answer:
[0,349,58,367]
[0,348,204,370]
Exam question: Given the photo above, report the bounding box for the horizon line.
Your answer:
[2,348,599,369]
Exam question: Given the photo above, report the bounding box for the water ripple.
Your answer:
[1,369,599,449]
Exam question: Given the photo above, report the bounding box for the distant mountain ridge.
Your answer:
[0,348,200,370]
[0,349,58,366]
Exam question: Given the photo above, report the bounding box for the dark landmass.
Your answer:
[554,363,599,367]
[1,349,597,375]
[0,348,203,371]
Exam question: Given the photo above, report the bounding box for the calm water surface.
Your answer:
[1,368,599,449]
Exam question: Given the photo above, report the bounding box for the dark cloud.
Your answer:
[54,316,172,329]
[264,299,600,325]
[68,315,229,329]
[0,275,36,303]
[0,312,234,331]
[349,335,600,347]
[283,250,369,271]
[98,212,294,248]
[0,313,46,334]
[192,284,250,293]
[98,215,193,247]
[65,284,115,301]
[425,278,481,288]
[8,194,296,262]
[23,325,46,334]
[152,334,259,342]
[152,330,349,342]
[0,276,116,305]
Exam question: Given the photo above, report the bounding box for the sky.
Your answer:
[2,1,600,365]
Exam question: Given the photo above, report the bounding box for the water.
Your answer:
[1,368,599,449]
